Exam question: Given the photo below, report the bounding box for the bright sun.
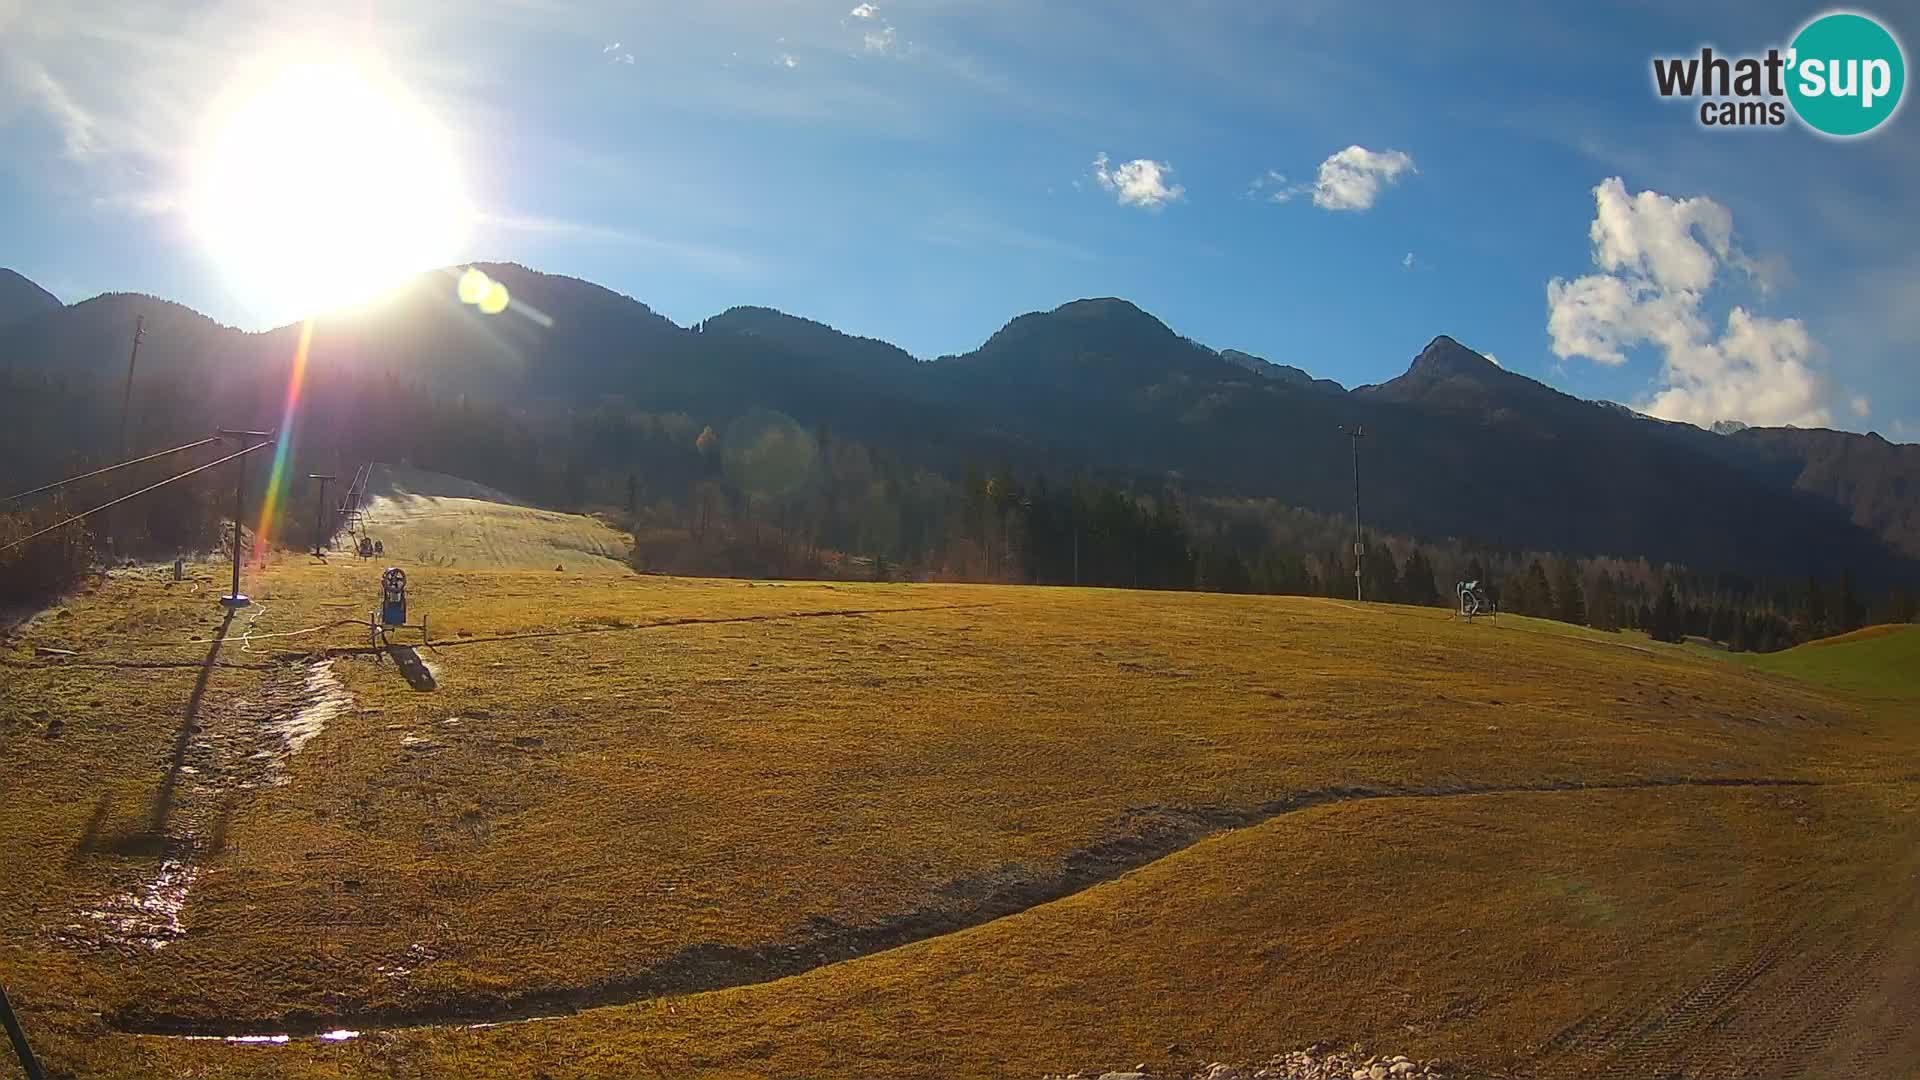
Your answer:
[191,63,472,317]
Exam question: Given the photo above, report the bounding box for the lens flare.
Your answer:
[478,281,510,315]
[252,319,316,562]
[457,267,491,305]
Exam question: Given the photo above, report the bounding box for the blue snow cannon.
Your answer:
[381,567,408,626]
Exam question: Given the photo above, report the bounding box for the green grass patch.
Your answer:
[1730,625,1920,700]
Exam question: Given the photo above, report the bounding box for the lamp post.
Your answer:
[1338,424,1366,601]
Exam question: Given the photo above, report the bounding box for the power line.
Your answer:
[4,437,220,504]
[0,439,272,556]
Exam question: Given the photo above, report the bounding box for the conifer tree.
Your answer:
[1590,570,1621,631]
[1362,535,1401,603]
[1650,582,1684,643]
[1552,559,1587,626]
[1400,548,1442,607]
[1803,576,1828,639]
[1526,559,1554,618]
[1837,570,1864,633]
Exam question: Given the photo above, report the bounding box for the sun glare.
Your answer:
[191,63,471,317]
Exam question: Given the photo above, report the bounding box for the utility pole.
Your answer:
[119,315,145,457]
[1339,424,1366,601]
[217,429,273,609]
[101,315,147,561]
[309,474,335,555]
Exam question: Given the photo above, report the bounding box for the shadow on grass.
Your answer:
[386,644,436,691]
[66,792,113,866]
[140,609,235,840]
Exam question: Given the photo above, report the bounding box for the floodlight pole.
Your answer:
[1340,424,1366,601]
[309,474,335,555]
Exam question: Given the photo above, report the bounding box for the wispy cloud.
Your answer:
[1247,169,1291,201]
[840,1,901,55]
[4,56,98,160]
[1091,152,1184,210]
[1402,251,1416,270]
[476,210,761,278]
[918,211,1096,261]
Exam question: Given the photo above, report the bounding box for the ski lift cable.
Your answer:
[0,440,273,555]
[4,437,221,504]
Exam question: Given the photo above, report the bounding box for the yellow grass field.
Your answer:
[2,515,1917,1078]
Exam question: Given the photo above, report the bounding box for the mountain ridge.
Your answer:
[0,269,64,329]
[1,265,1912,580]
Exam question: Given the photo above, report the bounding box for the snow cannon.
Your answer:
[369,567,429,656]
[381,567,408,626]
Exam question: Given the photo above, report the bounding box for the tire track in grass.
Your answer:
[1542,896,1915,1078]
[1590,927,1807,1078]
[112,774,1859,1041]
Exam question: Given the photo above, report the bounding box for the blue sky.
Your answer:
[2,0,1915,438]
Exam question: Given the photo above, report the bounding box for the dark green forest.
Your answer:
[4,362,1912,653]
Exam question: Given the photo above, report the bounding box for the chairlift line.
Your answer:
[0,438,274,556]
[3,436,220,504]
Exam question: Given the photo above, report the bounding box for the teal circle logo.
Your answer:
[1787,11,1906,136]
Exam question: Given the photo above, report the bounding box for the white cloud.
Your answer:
[849,3,878,17]
[863,25,897,53]
[1091,152,1184,210]
[781,53,798,69]
[1851,394,1871,417]
[1253,146,1416,211]
[1588,176,1732,293]
[1401,251,1415,270]
[1545,272,1707,367]
[1640,309,1829,429]
[1547,177,1836,428]
[1310,145,1414,211]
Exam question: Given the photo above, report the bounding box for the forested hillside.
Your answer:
[3,264,1915,645]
